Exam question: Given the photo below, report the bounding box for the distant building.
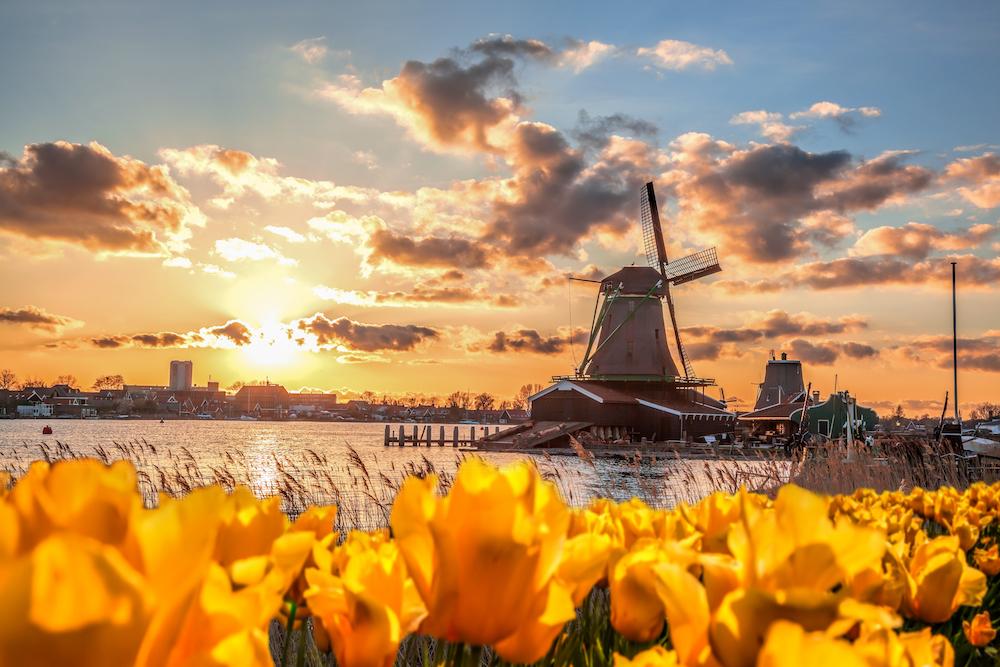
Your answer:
[288,392,338,415]
[232,383,290,418]
[738,353,811,439]
[169,360,193,391]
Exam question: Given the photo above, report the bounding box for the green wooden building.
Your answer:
[790,392,878,438]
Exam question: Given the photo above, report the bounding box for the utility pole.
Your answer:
[951,261,960,424]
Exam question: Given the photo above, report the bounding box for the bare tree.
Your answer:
[0,369,16,390]
[18,376,45,390]
[92,374,125,391]
[473,392,495,412]
[54,374,79,389]
[514,383,545,410]
[971,402,1000,420]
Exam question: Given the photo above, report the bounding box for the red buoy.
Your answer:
[42,425,53,435]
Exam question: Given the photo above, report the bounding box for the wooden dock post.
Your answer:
[438,426,445,446]
[452,426,458,447]
[470,426,475,444]
[398,426,405,447]
[412,425,419,446]
[426,425,432,447]
[384,424,390,446]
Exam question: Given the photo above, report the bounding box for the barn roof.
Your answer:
[529,380,735,419]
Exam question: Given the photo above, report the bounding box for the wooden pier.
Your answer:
[383,424,503,448]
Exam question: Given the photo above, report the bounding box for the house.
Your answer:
[499,408,529,424]
[791,392,878,439]
[288,392,338,415]
[530,380,734,443]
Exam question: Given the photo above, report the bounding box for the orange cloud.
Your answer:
[0,141,202,255]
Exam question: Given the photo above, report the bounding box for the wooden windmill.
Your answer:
[575,182,721,383]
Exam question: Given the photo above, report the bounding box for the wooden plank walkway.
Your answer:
[383,424,505,447]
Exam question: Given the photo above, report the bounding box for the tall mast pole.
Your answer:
[951,261,960,424]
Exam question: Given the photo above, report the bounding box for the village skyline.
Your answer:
[2,0,999,415]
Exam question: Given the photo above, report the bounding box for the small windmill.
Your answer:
[573,182,721,383]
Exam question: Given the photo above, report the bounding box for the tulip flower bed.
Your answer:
[2,457,999,666]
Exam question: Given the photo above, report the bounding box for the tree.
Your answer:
[446,391,471,409]
[18,376,45,390]
[0,369,16,390]
[360,390,376,404]
[971,402,1000,421]
[92,374,124,391]
[54,374,78,389]
[473,392,495,412]
[514,383,545,410]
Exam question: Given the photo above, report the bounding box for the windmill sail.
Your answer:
[639,182,721,379]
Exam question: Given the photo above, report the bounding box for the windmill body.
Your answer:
[583,266,680,379]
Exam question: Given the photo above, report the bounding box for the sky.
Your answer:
[1,0,998,414]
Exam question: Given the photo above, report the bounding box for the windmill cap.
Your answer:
[600,266,667,295]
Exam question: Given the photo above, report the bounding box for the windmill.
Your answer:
[573,182,721,383]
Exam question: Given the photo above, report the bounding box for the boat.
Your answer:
[239,415,258,421]
[42,425,53,435]
[196,413,214,420]
[458,419,479,425]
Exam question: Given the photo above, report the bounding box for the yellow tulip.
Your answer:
[137,563,277,667]
[900,535,986,623]
[390,458,575,663]
[9,459,140,551]
[0,533,150,666]
[973,544,1000,576]
[897,628,955,667]
[613,646,680,666]
[290,504,338,539]
[963,611,996,647]
[707,486,892,667]
[610,539,697,643]
[305,531,426,667]
[757,621,867,667]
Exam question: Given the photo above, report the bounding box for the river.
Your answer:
[0,419,747,526]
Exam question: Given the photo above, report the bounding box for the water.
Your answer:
[0,419,733,524]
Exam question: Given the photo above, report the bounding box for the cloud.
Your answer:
[893,331,1000,373]
[352,150,378,170]
[160,144,373,207]
[787,339,841,365]
[0,141,202,255]
[851,221,998,259]
[469,34,556,62]
[291,313,439,351]
[0,305,81,332]
[367,227,492,269]
[790,101,882,131]
[473,327,588,354]
[944,153,1000,208]
[264,225,307,243]
[313,284,518,308]
[214,237,297,266]
[573,110,657,151]
[636,39,733,71]
[290,36,328,64]
[77,315,438,355]
[317,55,523,155]
[559,39,616,72]
[682,311,869,360]
[670,141,933,263]
[729,110,803,143]
[788,254,1000,290]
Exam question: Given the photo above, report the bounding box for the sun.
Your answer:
[241,320,300,367]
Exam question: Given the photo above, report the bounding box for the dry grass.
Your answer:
[3,437,995,532]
